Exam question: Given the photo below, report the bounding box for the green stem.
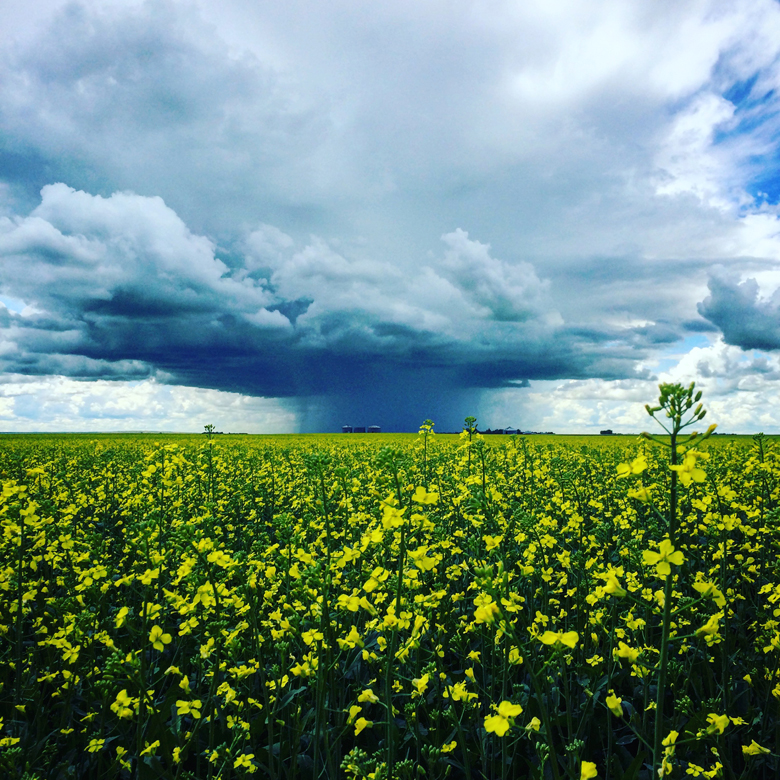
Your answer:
[652,573,674,775]
[653,428,677,776]
[15,505,26,708]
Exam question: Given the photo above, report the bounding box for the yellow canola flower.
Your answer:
[140,740,160,757]
[605,692,622,717]
[363,566,390,593]
[444,682,478,702]
[603,573,626,598]
[149,625,172,652]
[381,504,406,530]
[508,646,523,665]
[484,701,523,737]
[441,741,457,753]
[358,688,379,704]
[614,641,641,663]
[408,546,437,572]
[234,753,256,772]
[337,593,361,612]
[474,594,500,624]
[86,738,105,753]
[302,629,324,646]
[539,630,579,649]
[483,534,503,552]
[347,705,362,725]
[411,486,439,505]
[616,455,647,478]
[411,674,430,699]
[661,729,679,775]
[642,539,684,578]
[581,762,598,780]
[669,450,708,487]
[176,700,202,718]
[354,717,373,736]
[334,625,363,651]
[111,689,136,719]
[693,580,726,608]
[742,740,771,756]
[627,484,654,503]
[705,713,730,735]
[115,606,130,628]
[695,613,722,641]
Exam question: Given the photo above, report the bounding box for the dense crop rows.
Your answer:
[1,385,779,779]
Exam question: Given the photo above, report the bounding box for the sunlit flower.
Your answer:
[742,740,771,756]
[642,540,684,578]
[581,762,598,779]
[539,630,579,649]
[149,625,172,652]
[484,701,522,737]
[234,753,256,772]
[616,455,647,478]
[669,450,708,487]
[411,674,430,699]
[358,688,380,704]
[605,692,622,717]
[354,717,373,736]
[176,700,202,719]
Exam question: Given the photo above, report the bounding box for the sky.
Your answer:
[1,0,780,433]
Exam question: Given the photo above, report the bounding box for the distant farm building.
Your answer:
[353,426,366,433]
[368,426,381,433]
[600,429,614,435]
[342,426,353,433]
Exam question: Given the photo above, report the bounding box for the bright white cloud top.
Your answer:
[0,0,779,432]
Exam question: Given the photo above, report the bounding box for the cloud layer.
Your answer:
[1,0,780,431]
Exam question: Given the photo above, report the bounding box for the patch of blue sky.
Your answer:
[743,149,780,204]
[713,90,780,210]
[712,90,777,147]
[0,295,26,313]
[709,71,780,204]
[722,74,759,107]
[652,334,713,374]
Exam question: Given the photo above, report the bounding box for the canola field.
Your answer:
[1,384,779,780]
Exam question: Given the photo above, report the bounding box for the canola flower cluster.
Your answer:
[1,388,779,779]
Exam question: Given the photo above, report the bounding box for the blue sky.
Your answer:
[1,0,780,433]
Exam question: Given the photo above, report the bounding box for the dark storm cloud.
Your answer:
[0,184,668,429]
[698,270,780,350]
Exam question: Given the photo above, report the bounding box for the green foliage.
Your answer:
[0,395,778,778]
